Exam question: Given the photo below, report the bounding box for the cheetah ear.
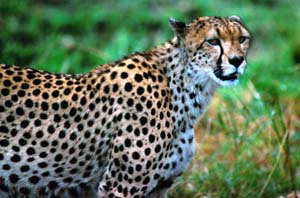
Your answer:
[229,15,244,25]
[169,17,187,37]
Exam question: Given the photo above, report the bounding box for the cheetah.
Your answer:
[0,16,251,198]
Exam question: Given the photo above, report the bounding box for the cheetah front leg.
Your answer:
[97,119,174,197]
[145,188,168,198]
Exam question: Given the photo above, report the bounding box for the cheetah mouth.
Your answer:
[218,72,238,81]
[214,70,238,81]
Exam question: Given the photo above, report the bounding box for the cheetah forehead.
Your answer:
[186,16,250,40]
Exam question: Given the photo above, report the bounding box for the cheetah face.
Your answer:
[169,16,251,86]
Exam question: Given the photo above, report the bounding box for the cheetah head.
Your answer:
[169,16,251,86]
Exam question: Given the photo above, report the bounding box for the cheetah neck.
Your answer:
[159,37,219,129]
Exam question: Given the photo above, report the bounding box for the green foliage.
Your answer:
[0,0,299,197]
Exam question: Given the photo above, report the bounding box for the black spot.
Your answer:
[60,100,68,109]
[1,88,9,96]
[80,97,87,106]
[48,181,58,190]
[142,176,150,185]
[55,80,63,85]
[42,171,50,177]
[52,103,59,111]
[10,154,21,162]
[137,86,144,95]
[17,90,25,97]
[33,79,41,85]
[29,176,40,184]
[75,86,82,92]
[44,83,52,88]
[20,165,30,172]
[150,119,156,127]
[4,100,12,107]
[136,140,143,147]
[36,131,44,138]
[26,147,35,155]
[42,92,49,99]
[54,114,61,123]
[55,167,64,174]
[51,90,59,98]
[63,177,73,183]
[11,95,18,102]
[13,76,22,82]
[134,128,140,136]
[12,145,20,152]
[20,120,29,128]
[69,107,77,116]
[110,71,117,80]
[3,80,12,87]
[104,85,110,94]
[9,174,19,183]
[55,154,63,162]
[126,98,134,106]
[0,125,9,133]
[89,103,95,111]
[40,140,49,147]
[47,125,55,134]
[124,82,133,92]
[59,130,66,138]
[64,88,71,95]
[38,162,48,168]
[27,73,36,79]
[124,139,131,147]
[132,152,140,160]
[0,144,10,154]
[38,187,47,196]
[145,148,151,156]
[25,99,33,108]
[6,115,14,122]
[19,187,30,195]
[127,64,135,69]
[147,85,152,93]
[134,74,143,82]
[0,106,5,113]
[139,116,147,125]
[23,132,31,139]
[112,84,119,92]
[18,139,27,146]
[146,101,152,109]
[41,102,49,111]
[121,72,128,79]
[16,107,25,115]
[72,94,78,101]
[70,132,77,140]
[21,83,29,89]
[32,89,41,96]
[148,134,155,143]
[40,113,48,120]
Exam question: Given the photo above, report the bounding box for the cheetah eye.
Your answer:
[239,36,247,44]
[206,38,220,46]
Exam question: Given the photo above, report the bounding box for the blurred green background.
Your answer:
[0,0,299,197]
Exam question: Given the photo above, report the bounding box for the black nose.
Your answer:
[229,56,244,68]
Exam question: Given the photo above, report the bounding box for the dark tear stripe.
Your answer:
[216,28,223,66]
[196,40,206,51]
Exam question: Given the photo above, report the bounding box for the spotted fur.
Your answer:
[0,16,250,198]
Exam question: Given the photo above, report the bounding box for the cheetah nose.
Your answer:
[229,56,244,68]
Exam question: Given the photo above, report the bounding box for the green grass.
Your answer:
[0,0,299,197]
